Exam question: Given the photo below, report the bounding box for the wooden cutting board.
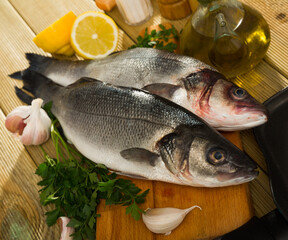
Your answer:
[96,132,253,240]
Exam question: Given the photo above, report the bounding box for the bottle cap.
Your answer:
[197,0,214,4]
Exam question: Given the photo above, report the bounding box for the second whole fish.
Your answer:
[15,70,258,187]
[10,48,268,131]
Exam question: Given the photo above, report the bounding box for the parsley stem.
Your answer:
[39,145,47,156]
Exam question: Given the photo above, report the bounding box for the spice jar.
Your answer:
[157,0,192,20]
[116,0,153,26]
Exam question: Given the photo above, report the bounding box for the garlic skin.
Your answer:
[57,217,75,240]
[142,205,201,235]
[5,98,51,145]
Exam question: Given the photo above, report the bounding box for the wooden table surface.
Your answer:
[0,0,287,239]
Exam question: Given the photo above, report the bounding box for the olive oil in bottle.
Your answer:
[180,0,270,78]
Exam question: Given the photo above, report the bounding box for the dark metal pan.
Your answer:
[217,88,288,240]
[254,87,288,221]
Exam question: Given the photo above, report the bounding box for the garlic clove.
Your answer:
[5,105,31,133]
[5,115,27,134]
[57,217,75,240]
[5,98,52,145]
[142,205,201,235]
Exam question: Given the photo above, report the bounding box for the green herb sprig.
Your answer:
[129,24,179,52]
[37,103,149,240]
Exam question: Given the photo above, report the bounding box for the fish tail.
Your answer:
[15,69,58,105]
[9,71,23,80]
[15,86,35,105]
[9,53,53,81]
[25,53,52,72]
[21,69,48,94]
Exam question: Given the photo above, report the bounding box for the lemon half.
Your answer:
[71,11,118,59]
[33,11,76,56]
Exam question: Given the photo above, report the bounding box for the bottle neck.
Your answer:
[192,0,244,37]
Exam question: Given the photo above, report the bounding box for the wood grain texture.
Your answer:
[1,0,135,166]
[8,0,135,51]
[107,0,279,219]
[96,132,254,240]
[0,109,60,239]
[0,0,285,239]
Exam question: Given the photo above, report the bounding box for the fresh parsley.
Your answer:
[129,24,179,52]
[37,103,149,240]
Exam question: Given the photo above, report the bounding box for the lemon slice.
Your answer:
[33,11,76,56]
[71,11,118,59]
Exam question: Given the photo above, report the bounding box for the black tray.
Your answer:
[254,87,288,221]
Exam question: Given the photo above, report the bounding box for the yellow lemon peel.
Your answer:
[33,11,76,56]
[71,11,118,59]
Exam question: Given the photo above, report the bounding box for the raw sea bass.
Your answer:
[15,70,258,187]
[11,48,267,131]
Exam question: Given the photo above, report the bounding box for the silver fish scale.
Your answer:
[43,48,213,87]
[54,81,204,151]
[85,48,212,87]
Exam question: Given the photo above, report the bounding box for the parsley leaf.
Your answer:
[129,24,179,52]
[36,119,149,239]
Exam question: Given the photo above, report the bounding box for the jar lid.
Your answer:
[197,0,214,4]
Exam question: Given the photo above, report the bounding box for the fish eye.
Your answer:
[232,87,247,99]
[207,148,226,165]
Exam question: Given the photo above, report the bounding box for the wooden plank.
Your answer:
[9,0,135,51]
[0,0,41,114]
[0,0,62,168]
[232,61,288,104]
[96,178,155,240]
[1,0,135,166]
[0,1,145,239]
[232,62,288,171]
[0,0,280,239]
[231,60,288,172]
[8,0,102,33]
[249,171,276,217]
[0,108,60,239]
[107,0,283,220]
[96,132,254,240]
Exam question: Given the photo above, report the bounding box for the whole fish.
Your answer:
[10,48,267,131]
[16,70,258,187]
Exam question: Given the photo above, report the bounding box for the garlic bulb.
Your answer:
[57,217,75,240]
[142,205,201,235]
[5,98,51,145]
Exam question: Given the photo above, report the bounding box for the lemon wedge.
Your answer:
[33,11,76,56]
[71,11,118,59]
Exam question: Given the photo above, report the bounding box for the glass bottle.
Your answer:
[180,0,270,78]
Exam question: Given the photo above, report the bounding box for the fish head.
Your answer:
[158,125,258,187]
[181,69,268,131]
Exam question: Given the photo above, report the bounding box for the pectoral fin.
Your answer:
[142,83,180,99]
[157,125,195,174]
[120,148,159,167]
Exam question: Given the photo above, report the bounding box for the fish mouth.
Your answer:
[215,112,268,131]
[216,166,259,184]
